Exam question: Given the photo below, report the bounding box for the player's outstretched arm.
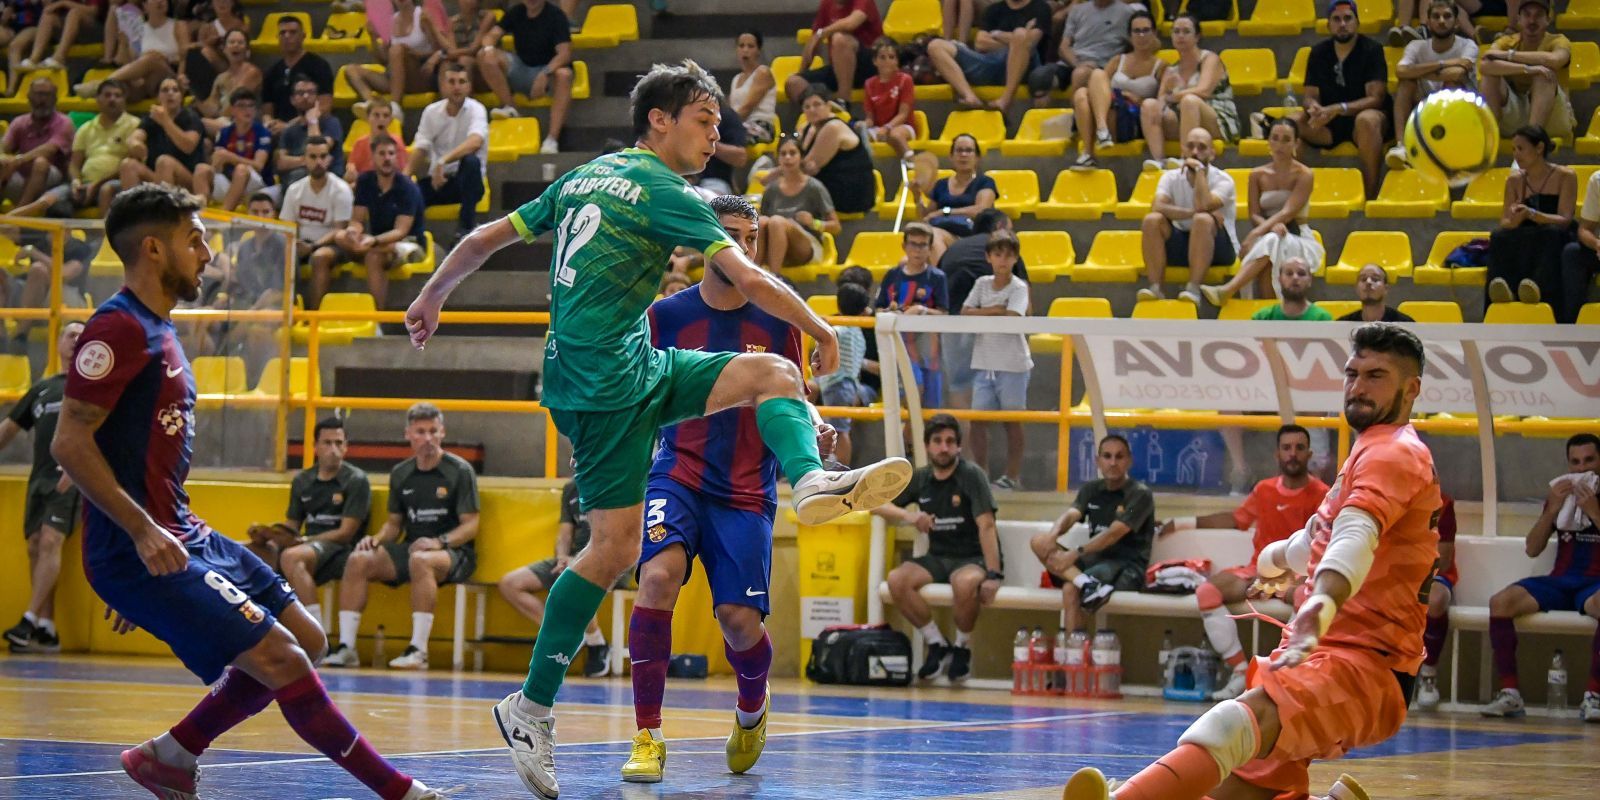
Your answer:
[51,398,188,576]
[405,217,523,349]
[709,246,839,374]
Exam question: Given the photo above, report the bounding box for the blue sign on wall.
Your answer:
[1070,427,1229,492]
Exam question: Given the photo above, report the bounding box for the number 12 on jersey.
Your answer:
[552,203,602,287]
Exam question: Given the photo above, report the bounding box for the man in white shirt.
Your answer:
[1559,169,1600,324]
[410,62,489,246]
[1387,0,1478,168]
[1139,127,1238,305]
[280,136,354,272]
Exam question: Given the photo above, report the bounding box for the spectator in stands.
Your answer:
[696,103,747,197]
[1034,0,1134,111]
[658,271,692,297]
[1487,125,1576,308]
[1416,491,1459,711]
[409,63,488,245]
[1481,433,1600,721]
[184,0,252,99]
[1479,0,1576,142]
[247,417,372,625]
[0,78,73,212]
[1387,0,1479,169]
[1289,0,1389,200]
[274,77,348,193]
[15,81,137,218]
[940,209,1029,409]
[1139,12,1238,173]
[324,402,480,671]
[0,1,38,78]
[1340,264,1415,322]
[1031,434,1155,630]
[1138,127,1238,305]
[797,87,875,217]
[730,31,778,146]
[859,38,916,160]
[1157,424,1329,699]
[1201,119,1320,307]
[758,136,840,271]
[282,136,354,269]
[961,230,1031,491]
[75,0,188,103]
[836,264,883,396]
[1563,168,1600,324]
[321,134,425,309]
[441,0,497,89]
[345,101,411,185]
[118,76,211,198]
[926,0,1051,113]
[877,413,1001,683]
[347,0,453,114]
[101,0,142,68]
[17,0,95,71]
[789,0,883,112]
[209,88,273,212]
[917,133,997,241]
[1251,257,1332,320]
[2,234,91,325]
[1071,8,1163,169]
[479,0,572,154]
[262,14,334,133]
[497,481,625,679]
[819,282,872,466]
[1389,0,1491,43]
[877,222,949,407]
[194,28,262,125]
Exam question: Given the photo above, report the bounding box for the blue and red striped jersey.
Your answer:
[65,288,210,564]
[1548,498,1600,579]
[647,285,803,516]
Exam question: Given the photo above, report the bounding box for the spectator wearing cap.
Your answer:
[1287,0,1390,200]
[1479,0,1576,141]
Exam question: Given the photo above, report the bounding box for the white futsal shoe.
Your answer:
[792,457,913,525]
[493,692,559,798]
[1211,664,1248,700]
[1321,773,1371,800]
[402,779,459,798]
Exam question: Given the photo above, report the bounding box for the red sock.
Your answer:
[276,673,412,800]
[1589,626,1600,695]
[630,606,672,730]
[170,667,276,756]
[1490,616,1520,690]
[1114,743,1222,800]
[725,632,772,714]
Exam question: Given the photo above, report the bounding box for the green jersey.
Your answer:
[507,148,736,412]
[1252,303,1334,321]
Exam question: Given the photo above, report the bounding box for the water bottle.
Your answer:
[1053,629,1069,665]
[1101,630,1123,695]
[373,624,386,669]
[1029,626,1051,663]
[1012,627,1030,665]
[1091,631,1115,668]
[1197,636,1217,694]
[1283,90,1299,110]
[1065,629,1088,694]
[1158,629,1175,685]
[1548,650,1568,713]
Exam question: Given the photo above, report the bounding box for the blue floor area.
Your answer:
[0,659,1583,799]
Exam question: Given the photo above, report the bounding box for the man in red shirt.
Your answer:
[861,39,916,160]
[785,0,883,111]
[1158,424,1329,700]
[0,77,74,208]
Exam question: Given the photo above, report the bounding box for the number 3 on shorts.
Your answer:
[205,570,248,605]
[552,203,601,287]
[645,498,667,528]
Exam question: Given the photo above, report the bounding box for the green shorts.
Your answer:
[551,347,737,511]
[24,478,80,538]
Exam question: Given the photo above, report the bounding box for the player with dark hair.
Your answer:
[51,184,443,800]
[404,60,911,798]
[1066,322,1441,800]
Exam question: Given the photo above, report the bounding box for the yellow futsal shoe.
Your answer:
[1324,773,1372,800]
[1062,767,1111,800]
[620,729,666,783]
[725,689,770,774]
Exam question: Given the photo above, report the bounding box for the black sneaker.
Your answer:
[1079,578,1116,612]
[584,643,612,678]
[917,642,951,680]
[945,646,972,683]
[29,627,60,654]
[4,617,36,651]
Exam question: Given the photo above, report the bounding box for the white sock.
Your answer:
[583,628,606,647]
[339,611,361,649]
[953,630,971,649]
[646,727,663,741]
[1419,664,1437,678]
[152,731,199,771]
[1201,606,1244,664]
[735,703,765,729]
[515,693,553,719]
[304,603,322,625]
[918,621,947,646]
[22,611,38,626]
[1072,572,1093,589]
[38,618,55,635]
[410,612,434,651]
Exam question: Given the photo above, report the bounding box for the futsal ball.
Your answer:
[1403,89,1499,188]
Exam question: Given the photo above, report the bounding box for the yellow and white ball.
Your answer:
[1403,89,1499,187]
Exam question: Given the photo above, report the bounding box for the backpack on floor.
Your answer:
[806,624,913,686]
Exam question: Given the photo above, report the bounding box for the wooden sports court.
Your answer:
[1,654,1596,798]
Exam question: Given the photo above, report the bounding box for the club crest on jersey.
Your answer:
[238,600,265,624]
[648,524,667,543]
[75,340,114,379]
[158,403,187,436]
[435,486,449,499]
[952,495,961,507]
[332,492,344,505]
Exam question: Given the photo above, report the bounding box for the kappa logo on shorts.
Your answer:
[238,600,265,624]
[648,524,667,543]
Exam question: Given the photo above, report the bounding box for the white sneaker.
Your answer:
[1581,691,1600,723]
[1385,144,1409,170]
[1163,157,1183,170]
[1325,773,1372,800]
[320,643,359,668]
[1200,284,1228,307]
[1415,673,1441,711]
[1480,688,1526,718]
[18,58,34,70]
[791,457,912,526]
[401,779,454,799]
[1135,287,1161,302]
[493,692,559,798]
[492,105,520,120]
[1211,665,1248,700]
[352,101,369,119]
[1142,159,1164,172]
[1177,289,1201,306]
[394,240,425,264]
[38,57,63,70]
[389,645,429,670]
[540,137,560,154]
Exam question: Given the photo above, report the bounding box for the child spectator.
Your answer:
[961,230,1031,490]
[860,38,916,160]
[345,102,411,184]
[819,282,873,466]
[210,88,273,211]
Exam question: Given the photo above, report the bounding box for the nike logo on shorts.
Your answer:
[745,588,766,597]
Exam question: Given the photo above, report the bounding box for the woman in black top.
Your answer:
[1486,125,1576,308]
[797,87,875,215]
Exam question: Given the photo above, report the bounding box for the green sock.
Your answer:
[755,397,826,488]
[521,569,608,707]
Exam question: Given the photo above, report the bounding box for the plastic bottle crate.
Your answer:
[1010,662,1122,699]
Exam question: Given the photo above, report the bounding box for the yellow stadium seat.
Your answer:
[1114,172,1162,220]
[471,61,590,107]
[1160,0,1236,36]
[308,11,367,54]
[1568,0,1600,28]
[1074,231,1143,283]
[1037,169,1116,219]
[1397,301,1463,323]
[1308,168,1366,218]
[883,0,942,40]
[570,4,639,48]
[1326,231,1413,284]
[1238,0,1314,35]
[1029,296,1112,353]
[1579,107,1600,155]
[867,110,929,158]
[1315,0,1391,33]
[1365,170,1450,218]
[1002,108,1071,157]
[1281,47,1309,94]
[254,13,313,50]
[90,236,122,276]
[1318,300,1361,318]
[343,117,404,154]
[1225,168,1251,215]
[843,231,907,278]
[489,117,543,162]
[296,292,380,345]
[1411,231,1489,286]
[1451,168,1510,219]
[250,357,310,399]
[912,82,956,102]
[1219,49,1277,96]
[425,178,490,223]
[0,354,30,396]
[1484,302,1556,324]
[1217,299,1275,320]
[1569,41,1599,90]
[806,295,839,316]
[911,109,1006,156]
[1131,299,1199,320]
[988,170,1040,216]
[333,64,380,108]
[193,356,248,395]
[772,55,823,102]
[1016,230,1073,283]
[1577,303,1600,324]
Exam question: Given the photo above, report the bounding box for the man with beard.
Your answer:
[1340,264,1414,323]
[1065,322,1442,800]
[281,137,354,268]
[1158,425,1330,700]
[1138,128,1239,306]
[1288,0,1389,200]
[1252,258,1333,321]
